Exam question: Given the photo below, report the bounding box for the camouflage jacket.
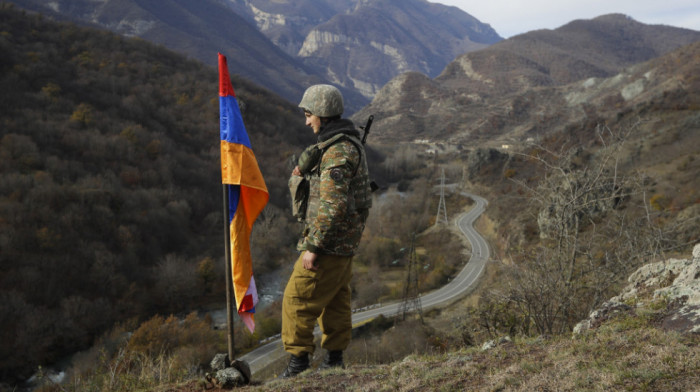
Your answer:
[297,119,372,256]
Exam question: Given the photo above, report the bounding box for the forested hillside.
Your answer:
[7,0,337,110]
[0,5,313,383]
[7,0,502,113]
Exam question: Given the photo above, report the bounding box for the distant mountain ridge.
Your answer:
[352,14,700,143]
[8,0,501,113]
[2,4,699,388]
[234,0,501,98]
[7,0,344,108]
[438,14,700,97]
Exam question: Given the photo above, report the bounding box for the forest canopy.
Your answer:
[0,4,314,382]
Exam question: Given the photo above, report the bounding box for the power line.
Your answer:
[435,168,448,226]
[396,234,424,324]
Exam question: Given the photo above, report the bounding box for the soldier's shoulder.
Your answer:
[328,138,358,152]
[324,138,359,160]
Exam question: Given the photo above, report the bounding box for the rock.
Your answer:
[214,367,246,389]
[572,320,590,335]
[481,336,511,351]
[210,353,229,371]
[208,354,251,387]
[573,301,632,334]
[574,244,700,335]
[481,340,497,351]
[231,359,251,384]
[662,304,700,334]
[614,243,700,307]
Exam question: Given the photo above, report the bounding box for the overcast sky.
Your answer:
[435,0,700,38]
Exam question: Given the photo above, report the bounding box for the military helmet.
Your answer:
[298,84,344,117]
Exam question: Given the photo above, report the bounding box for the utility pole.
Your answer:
[435,168,448,226]
[396,234,424,324]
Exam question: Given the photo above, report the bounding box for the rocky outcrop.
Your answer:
[236,0,354,56]
[574,244,700,335]
[224,0,500,103]
[297,0,500,99]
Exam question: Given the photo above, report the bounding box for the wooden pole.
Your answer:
[222,184,235,361]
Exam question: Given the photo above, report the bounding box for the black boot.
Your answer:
[279,353,309,378]
[318,350,344,370]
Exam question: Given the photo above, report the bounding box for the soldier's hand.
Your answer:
[302,251,318,271]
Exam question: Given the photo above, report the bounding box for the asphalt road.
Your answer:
[239,192,490,375]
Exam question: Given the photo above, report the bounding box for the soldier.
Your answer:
[280,84,373,377]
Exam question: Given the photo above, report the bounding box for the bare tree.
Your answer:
[482,124,669,335]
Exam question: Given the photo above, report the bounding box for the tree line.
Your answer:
[0,5,313,383]
[0,6,466,385]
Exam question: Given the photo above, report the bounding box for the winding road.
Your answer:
[239,192,490,376]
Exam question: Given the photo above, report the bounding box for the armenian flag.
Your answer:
[219,53,268,333]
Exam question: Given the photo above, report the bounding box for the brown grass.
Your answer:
[222,318,698,392]
[145,292,700,392]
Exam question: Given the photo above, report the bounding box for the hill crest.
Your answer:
[352,14,700,143]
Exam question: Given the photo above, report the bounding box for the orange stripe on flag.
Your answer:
[220,141,267,191]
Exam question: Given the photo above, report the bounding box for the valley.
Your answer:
[0,1,698,390]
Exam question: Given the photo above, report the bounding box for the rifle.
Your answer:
[358,115,379,192]
[360,114,374,145]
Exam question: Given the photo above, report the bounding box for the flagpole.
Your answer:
[222,184,235,361]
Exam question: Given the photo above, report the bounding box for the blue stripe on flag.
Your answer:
[220,96,251,148]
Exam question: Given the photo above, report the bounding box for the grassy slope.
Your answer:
[163,295,699,391]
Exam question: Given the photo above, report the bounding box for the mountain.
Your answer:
[232,0,502,99]
[0,6,314,383]
[8,0,501,113]
[349,15,700,267]
[352,14,700,143]
[3,4,698,388]
[6,0,363,109]
[223,0,358,56]
[439,14,699,96]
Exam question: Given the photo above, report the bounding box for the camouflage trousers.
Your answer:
[281,252,353,357]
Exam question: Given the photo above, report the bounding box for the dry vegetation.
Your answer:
[31,121,698,390]
[50,292,696,392]
[0,7,477,388]
[22,116,697,391]
[4,5,699,392]
[0,6,311,385]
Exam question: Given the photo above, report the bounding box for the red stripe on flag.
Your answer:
[218,53,236,97]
